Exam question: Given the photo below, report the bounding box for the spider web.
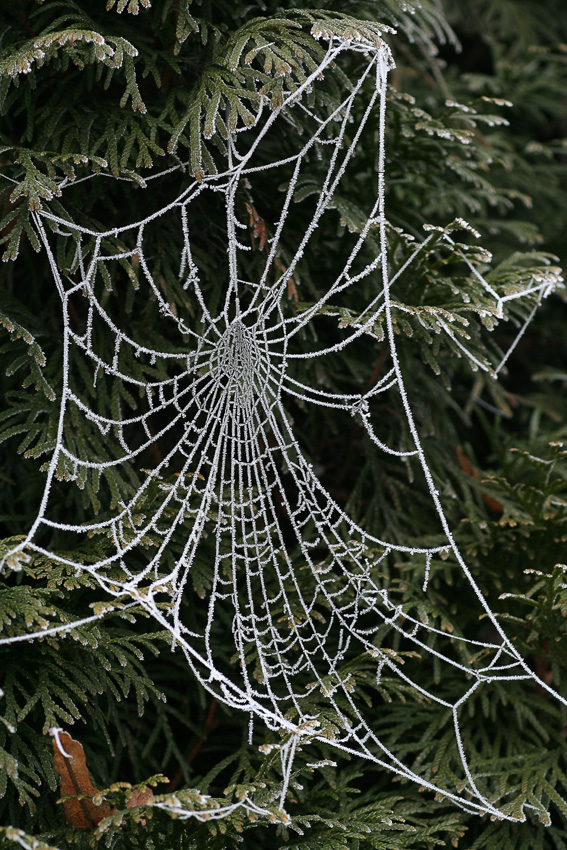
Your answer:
[2,30,565,824]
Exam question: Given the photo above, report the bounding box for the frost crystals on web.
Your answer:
[1,28,564,824]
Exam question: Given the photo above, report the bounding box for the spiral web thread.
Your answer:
[2,31,565,824]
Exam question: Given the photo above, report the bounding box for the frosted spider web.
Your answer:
[2,29,565,825]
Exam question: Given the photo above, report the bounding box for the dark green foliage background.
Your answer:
[1,0,567,848]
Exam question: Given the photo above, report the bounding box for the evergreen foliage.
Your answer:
[1,0,566,847]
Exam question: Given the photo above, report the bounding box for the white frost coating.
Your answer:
[1,31,564,824]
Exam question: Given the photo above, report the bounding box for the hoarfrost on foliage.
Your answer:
[2,30,564,824]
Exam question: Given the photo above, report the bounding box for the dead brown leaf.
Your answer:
[122,786,154,825]
[245,202,268,252]
[52,731,111,829]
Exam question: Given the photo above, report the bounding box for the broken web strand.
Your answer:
[494,296,541,378]
[0,30,564,825]
[441,231,558,380]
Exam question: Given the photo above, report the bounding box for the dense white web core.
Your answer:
[2,30,564,824]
